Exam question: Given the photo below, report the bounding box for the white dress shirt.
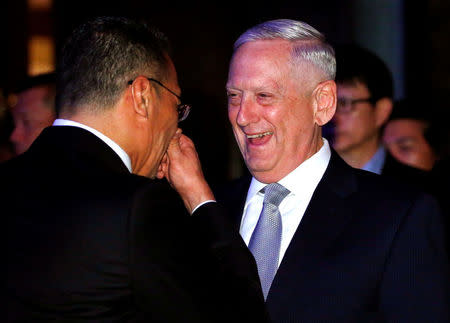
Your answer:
[52,119,132,173]
[240,138,331,267]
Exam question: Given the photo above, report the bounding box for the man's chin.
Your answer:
[331,137,349,151]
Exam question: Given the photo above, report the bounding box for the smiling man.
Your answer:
[226,37,331,183]
[218,19,450,323]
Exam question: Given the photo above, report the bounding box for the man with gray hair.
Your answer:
[219,19,449,322]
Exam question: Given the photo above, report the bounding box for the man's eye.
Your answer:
[227,92,241,105]
[398,145,413,153]
[227,92,237,98]
[257,93,274,104]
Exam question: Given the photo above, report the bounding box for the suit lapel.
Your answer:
[267,152,358,302]
[219,153,360,304]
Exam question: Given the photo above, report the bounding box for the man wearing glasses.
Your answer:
[3,17,267,322]
[330,44,427,186]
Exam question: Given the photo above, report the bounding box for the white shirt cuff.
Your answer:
[191,200,216,215]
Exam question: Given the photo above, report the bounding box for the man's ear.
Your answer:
[129,76,152,119]
[374,97,393,128]
[313,80,337,126]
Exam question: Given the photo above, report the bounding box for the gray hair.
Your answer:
[234,19,336,80]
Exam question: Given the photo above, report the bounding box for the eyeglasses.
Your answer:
[127,77,191,122]
[336,97,376,114]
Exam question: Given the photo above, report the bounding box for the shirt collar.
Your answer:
[362,145,386,175]
[52,118,132,173]
[245,138,331,206]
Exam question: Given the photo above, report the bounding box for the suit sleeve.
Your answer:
[191,202,271,323]
[130,183,270,323]
[379,193,450,322]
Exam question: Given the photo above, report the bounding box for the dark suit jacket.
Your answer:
[3,126,267,322]
[381,151,429,190]
[427,158,450,257]
[217,151,450,323]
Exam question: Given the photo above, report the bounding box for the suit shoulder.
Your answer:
[382,152,429,188]
[349,166,438,214]
[214,175,251,203]
[354,166,414,193]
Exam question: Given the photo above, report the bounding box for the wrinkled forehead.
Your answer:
[230,46,321,98]
[387,118,428,135]
[228,40,295,84]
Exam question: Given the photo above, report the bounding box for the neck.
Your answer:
[338,135,381,169]
[254,133,324,183]
[60,108,129,155]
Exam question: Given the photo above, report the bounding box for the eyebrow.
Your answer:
[394,137,417,144]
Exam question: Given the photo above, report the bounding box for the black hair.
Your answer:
[56,16,170,115]
[389,98,429,122]
[12,72,56,110]
[14,72,56,94]
[335,43,393,101]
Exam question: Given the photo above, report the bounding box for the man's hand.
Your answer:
[157,130,215,214]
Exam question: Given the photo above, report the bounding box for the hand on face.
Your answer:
[157,129,214,214]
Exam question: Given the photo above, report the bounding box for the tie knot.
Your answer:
[261,183,290,207]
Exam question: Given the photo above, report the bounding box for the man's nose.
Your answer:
[10,123,24,145]
[236,96,259,127]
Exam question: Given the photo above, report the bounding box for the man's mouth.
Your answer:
[245,131,273,145]
[246,131,273,139]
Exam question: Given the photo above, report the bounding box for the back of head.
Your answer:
[335,44,393,101]
[56,16,170,116]
[234,19,336,81]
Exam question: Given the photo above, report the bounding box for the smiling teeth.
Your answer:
[247,131,273,139]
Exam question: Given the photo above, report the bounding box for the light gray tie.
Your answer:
[248,183,290,299]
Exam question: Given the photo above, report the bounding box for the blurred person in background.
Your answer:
[331,44,427,187]
[383,98,438,172]
[0,89,15,162]
[9,72,56,155]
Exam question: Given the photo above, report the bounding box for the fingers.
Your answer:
[155,129,182,181]
[179,133,193,146]
[177,135,196,157]
[156,154,168,179]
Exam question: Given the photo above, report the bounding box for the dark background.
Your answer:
[4,0,450,186]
